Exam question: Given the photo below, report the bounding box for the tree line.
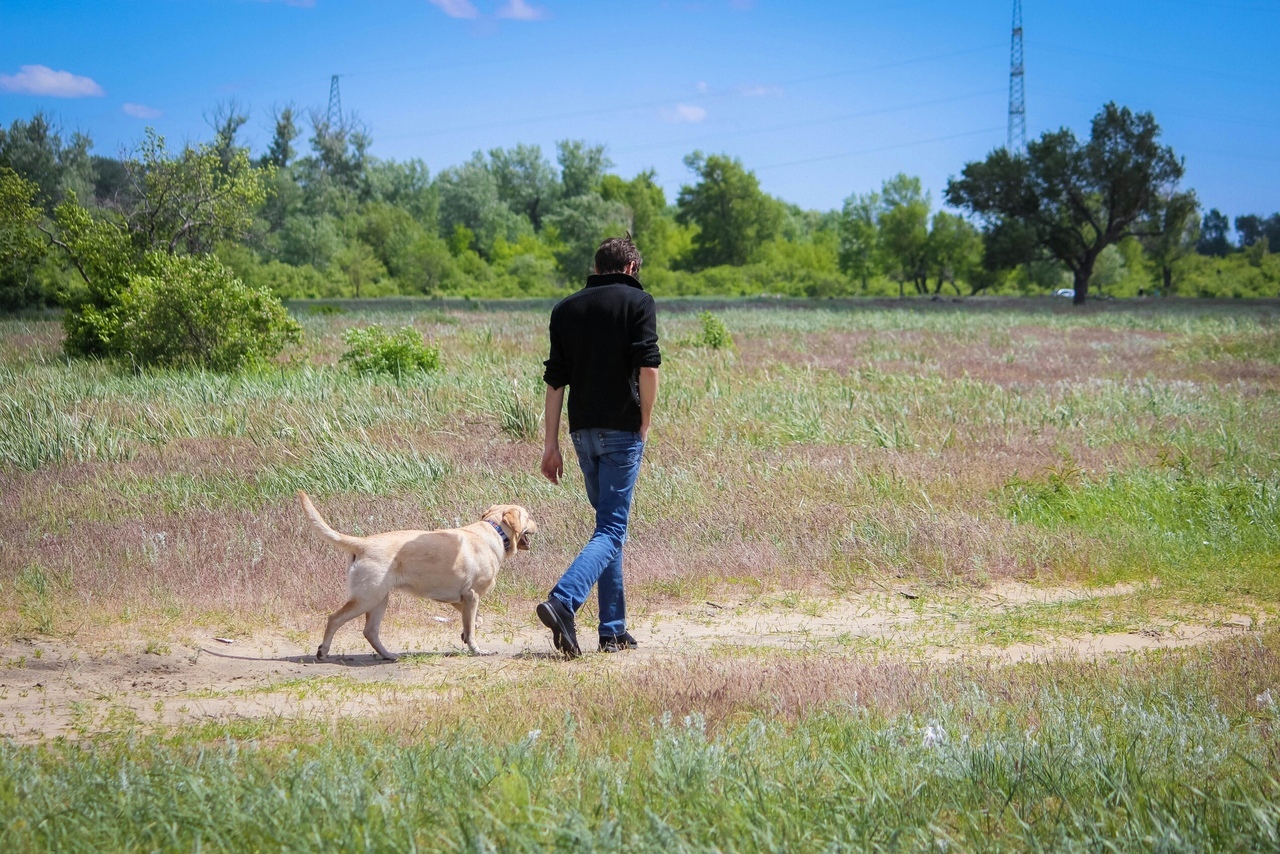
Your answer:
[2,99,1278,317]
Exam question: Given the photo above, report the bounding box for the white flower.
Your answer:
[1258,689,1275,709]
[922,724,947,748]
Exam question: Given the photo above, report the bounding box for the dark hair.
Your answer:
[594,233,642,275]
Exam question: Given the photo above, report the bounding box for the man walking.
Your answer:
[537,235,660,658]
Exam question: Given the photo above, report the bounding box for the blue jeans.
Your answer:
[549,428,645,637]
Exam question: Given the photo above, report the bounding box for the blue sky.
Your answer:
[2,0,1277,222]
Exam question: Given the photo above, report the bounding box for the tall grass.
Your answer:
[0,302,1277,625]
[2,636,1279,850]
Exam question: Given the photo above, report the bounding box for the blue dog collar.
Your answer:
[487,520,511,552]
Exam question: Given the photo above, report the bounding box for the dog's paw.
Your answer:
[378,652,400,662]
[467,646,491,656]
[316,647,328,662]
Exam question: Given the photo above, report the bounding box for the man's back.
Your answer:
[543,271,660,433]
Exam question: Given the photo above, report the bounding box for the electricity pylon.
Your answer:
[1007,0,1027,152]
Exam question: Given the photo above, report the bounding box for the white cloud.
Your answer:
[662,103,707,124]
[0,65,104,98]
[740,84,784,97]
[696,81,709,94]
[123,103,162,119]
[496,0,548,20]
[428,0,479,18]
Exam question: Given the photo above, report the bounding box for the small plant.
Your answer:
[340,324,441,376]
[692,311,733,350]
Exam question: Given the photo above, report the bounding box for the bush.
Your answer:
[692,310,733,350]
[340,324,440,376]
[113,253,302,372]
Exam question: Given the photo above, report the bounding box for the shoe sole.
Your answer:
[536,601,581,659]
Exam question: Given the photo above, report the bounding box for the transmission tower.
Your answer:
[327,74,342,126]
[1007,0,1026,152]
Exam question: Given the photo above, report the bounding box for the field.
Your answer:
[1,297,1279,850]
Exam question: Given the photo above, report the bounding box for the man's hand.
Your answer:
[542,385,566,484]
[638,366,658,444]
[541,444,563,484]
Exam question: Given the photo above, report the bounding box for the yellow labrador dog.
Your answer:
[299,491,537,661]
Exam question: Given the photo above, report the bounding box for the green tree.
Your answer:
[37,131,273,357]
[489,144,559,230]
[877,174,930,297]
[924,211,982,295]
[0,113,94,212]
[123,130,271,256]
[676,152,782,269]
[946,102,1186,305]
[333,241,388,297]
[599,170,677,269]
[0,167,50,309]
[1197,209,1232,256]
[435,153,530,258]
[543,193,629,277]
[1141,192,1199,294]
[261,104,300,170]
[1235,213,1280,250]
[557,140,612,199]
[837,190,880,290]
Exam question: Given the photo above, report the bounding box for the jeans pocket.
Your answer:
[600,432,644,466]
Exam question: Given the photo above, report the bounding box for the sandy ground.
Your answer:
[0,582,1266,742]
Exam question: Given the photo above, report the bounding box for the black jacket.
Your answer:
[543,272,661,433]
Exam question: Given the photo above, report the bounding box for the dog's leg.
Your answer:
[317,598,367,661]
[362,595,399,661]
[458,589,486,655]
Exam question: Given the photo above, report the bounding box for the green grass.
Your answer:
[2,637,1280,851]
[1006,460,1280,598]
[1,300,1279,848]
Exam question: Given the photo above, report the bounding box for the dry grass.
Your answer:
[1,300,1277,638]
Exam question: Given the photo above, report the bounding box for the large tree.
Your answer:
[676,152,781,269]
[945,102,1187,304]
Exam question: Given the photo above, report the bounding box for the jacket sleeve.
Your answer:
[629,294,661,369]
[542,310,570,388]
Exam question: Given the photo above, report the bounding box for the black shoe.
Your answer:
[598,631,638,653]
[536,599,581,659]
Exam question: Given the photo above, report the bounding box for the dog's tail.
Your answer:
[298,491,363,554]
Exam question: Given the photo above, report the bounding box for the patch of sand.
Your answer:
[0,582,1266,742]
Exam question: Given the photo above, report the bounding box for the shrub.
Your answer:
[340,324,440,376]
[692,310,733,350]
[113,252,303,372]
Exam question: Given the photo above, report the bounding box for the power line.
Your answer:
[1036,43,1277,87]
[379,44,1003,142]
[612,89,1005,156]
[754,126,1004,172]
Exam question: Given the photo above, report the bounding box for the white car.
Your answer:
[1053,288,1075,298]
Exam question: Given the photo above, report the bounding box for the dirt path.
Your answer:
[0,582,1265,742]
